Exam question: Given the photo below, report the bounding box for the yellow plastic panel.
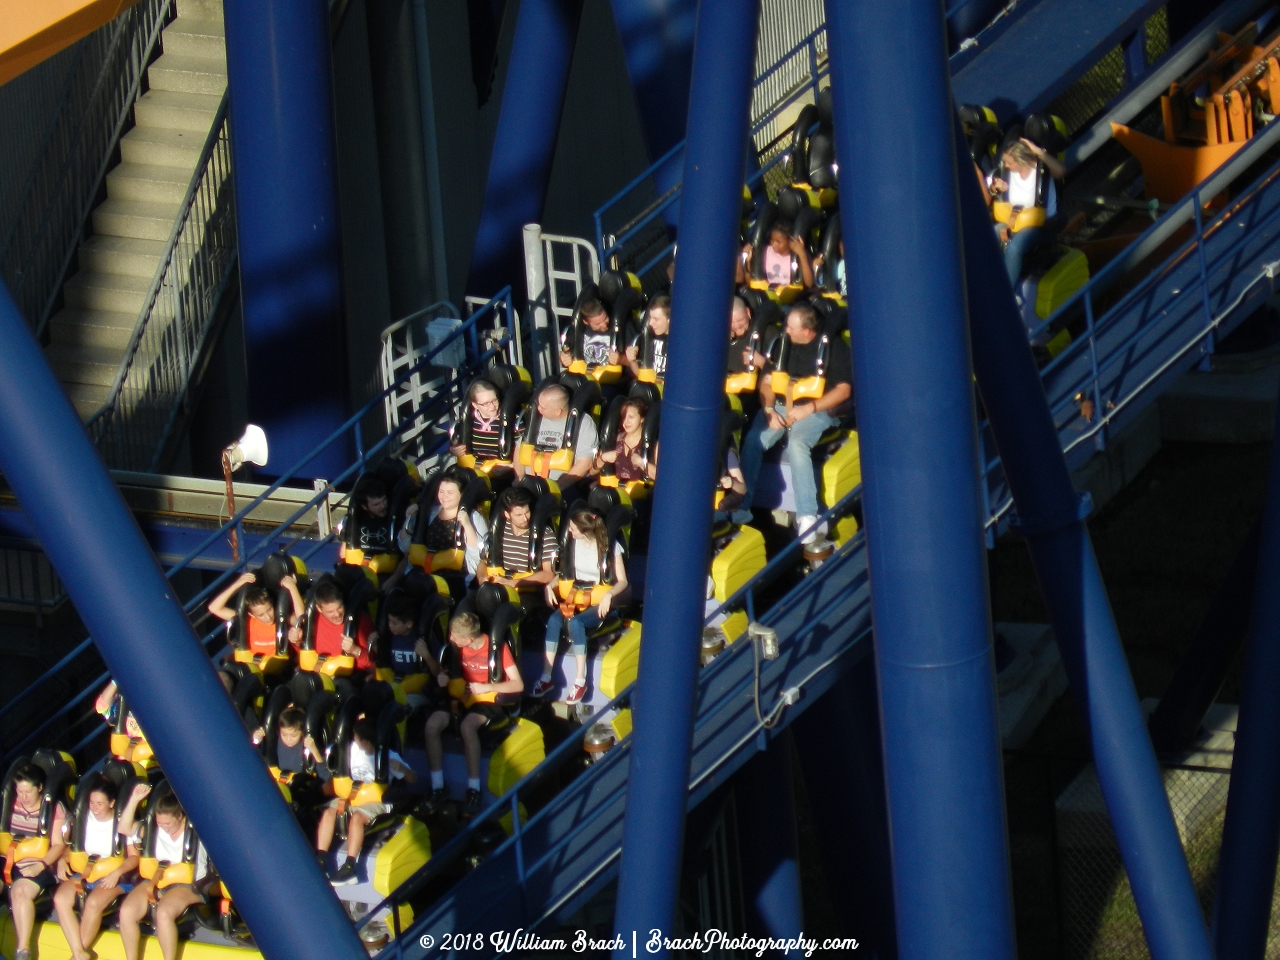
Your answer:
[1035,247,1089,320]
[598,621,643,698]
[372,817,431,896]
[720,609,749,645]
[822,432,861,507]
[2,917,262,960]
[0,0,143,87]
[487,718,545,798]
[711,526,767,603]
[833,515,860,547]
[610,709,633,742]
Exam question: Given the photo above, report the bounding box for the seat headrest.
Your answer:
[518,476,552,500]
[258,550,294,591]
[400,568,439,601]
[1023,112,1068,155]
[588,485,623,516]
[816,85,834,126]
[629,382,661,407]
[474,583,509,623]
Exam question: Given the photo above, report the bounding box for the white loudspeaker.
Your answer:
[224,424,269,471]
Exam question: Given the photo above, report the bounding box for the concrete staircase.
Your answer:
[46,0,225,420]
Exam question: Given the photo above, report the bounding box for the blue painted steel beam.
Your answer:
[1213,394,1280,957]
[608,0,696,210]
[0,281,364,960]
[224,0,349,479]
[611,0,759,952]
[954,121,1213,960]
[824,1,1016,956]
[465,0,584,297]
[735,733,804,952]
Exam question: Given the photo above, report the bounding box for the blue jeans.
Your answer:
[739,401,836,518]
[1000,225,1042,285]
[545,604,604,657]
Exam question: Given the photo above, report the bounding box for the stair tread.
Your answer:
[134,88,222,116]
[107,161,197,188]
[63,272,155,295]
[46,343,130,365]
[50,307,139,331]
[166,17,225,40]
[80,236,168,258]
[120,125,211,152]
[149,51,227,76]
[94,196,184,221]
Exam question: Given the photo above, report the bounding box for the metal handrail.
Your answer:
[85,91,235,471]
[0,0,173,338]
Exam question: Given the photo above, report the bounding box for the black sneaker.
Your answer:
[315,849,330,868]
[329,859,358,886]
[462,788,483,818]
[421,787,449,816]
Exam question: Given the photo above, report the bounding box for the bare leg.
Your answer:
[574,653,588,684]
[316,804,338,852]
[460,712,489,783]
[425,711,450,774]
[10,877,39,951]
[80,883,124,950]
[345,811,368,861]
[54,881,89,960]
[154,887,201,960]
[117,886,151,960]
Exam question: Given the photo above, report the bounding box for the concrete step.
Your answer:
[106,160,195,205]
[133,89,221,134]
[120,124,207,168]
[63,271,153,315]
[48,307,139,351]
[78,236,166,279]
[91,197,183,242]
[175,0,224,24]
[162,17,225,60]
[62,381,112,420]
[46,344,129,388]
[146,51,226,96]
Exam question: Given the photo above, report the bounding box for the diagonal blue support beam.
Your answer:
[465,0,583,297]
[954,119,1214,960]
[1212,384,1280,958]
[823,0,1016,956]
[0,279,364,960]
[611,0,759,953]
[608,0,696,160]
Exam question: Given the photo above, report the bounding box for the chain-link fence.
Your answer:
[1008,750,1280,960]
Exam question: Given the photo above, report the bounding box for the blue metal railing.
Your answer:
[0,289,515,768]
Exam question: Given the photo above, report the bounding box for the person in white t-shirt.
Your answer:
[988,137,1065,284]
[53,776,141,960]
[318,716,416,886]
[117,785,211,960]
[533,507,629,705]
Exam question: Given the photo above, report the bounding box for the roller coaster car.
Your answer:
[517,374,603,479]
[65,761,144,914]
[767,307,841,403]
[482,478,561,588]
[563,271,643,384]
[815,216,845,305]
[550,489,643,695]
[597,384,662,501]
[136,780,220,940]
[372,569,453,695]
[632,307,667,389]
[0,749,76,898]
[451,364,533,475]
[341,459,419,574]
[1016,244,1088,360]
[258,674,335,789]
[407,465,491,573]
[228,549,308,676]
[990,117,1067,233]
[708,523,767,645]
[299,569,378,677]
[105,694,157,772]
[445,585,547,804]
[747,200,806,305]
[787,95,838,205]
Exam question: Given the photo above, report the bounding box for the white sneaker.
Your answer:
[796,515,827,545]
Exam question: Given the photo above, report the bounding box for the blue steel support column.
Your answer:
[825,0,1015,956]
[611,0,758,952]
[607,0,696,161]
[465,0,583,297]
[224,0,349,479]
[735,734,804,952]
[0,282,363,960]
[1213,392,1280,959]
[954,123,1213,960]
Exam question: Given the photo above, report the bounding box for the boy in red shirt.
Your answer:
[208,571,304,658]
[306,579,374,673]
[423,612,523,816]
